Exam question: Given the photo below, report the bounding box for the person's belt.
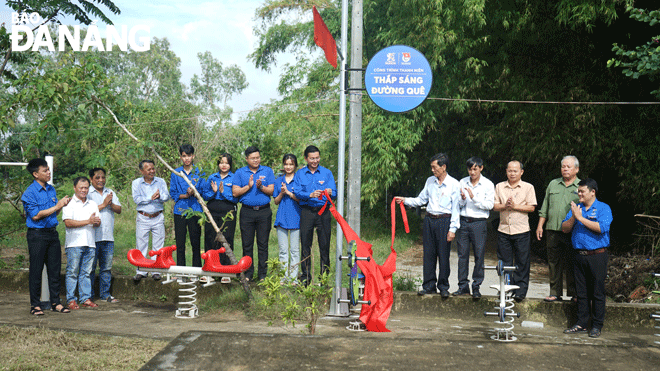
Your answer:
[138,210,163,218]
[460,216,487,223]
[302,205,324,213]
[576,248,607,256]
[243,204,270,211]
[28,227,57,232]
[427,213,451,219]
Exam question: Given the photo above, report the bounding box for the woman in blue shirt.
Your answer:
[273,154,301,283]
[202,153,238,282]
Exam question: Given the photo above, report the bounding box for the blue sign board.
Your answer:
[364,45,433,113]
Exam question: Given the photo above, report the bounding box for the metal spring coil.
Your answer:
[651,311,660,345]
[175,275,199,319]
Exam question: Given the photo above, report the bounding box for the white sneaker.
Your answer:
[221,277,231,284]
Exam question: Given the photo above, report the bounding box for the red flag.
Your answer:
[313,6,337,68]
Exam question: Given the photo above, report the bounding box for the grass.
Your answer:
[0,325,167,371]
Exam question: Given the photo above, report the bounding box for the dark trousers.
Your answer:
[239,206,272,280]
[546,230,576,297]
[497,231,530,298]
[174,213,202,267]
[300,207,331,284]
[422,215,451,292]
[27,228,62,307]
[205,200,237,266]
[456,218,487,291]
[574,250,608,330]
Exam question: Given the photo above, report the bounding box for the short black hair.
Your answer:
[89,167,106,178]
[430,153,448,167]
[282,153,298,167]
[466,157,483,168]
[179,144,194,155]
[509,160,524,169]
[139,160,155,170]
[244,146,260,157]
[26,158,48,177]
[217,153,233,169]
[578,178,598,193]
[73,176,90,187]
[304,145,320,158]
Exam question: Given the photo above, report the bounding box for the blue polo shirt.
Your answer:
[170,165,205,215]
[293,165,337,208]
[202,172,238,203]
[562,198,612,251]
[273,175,301,229]
[21,180,59,228]
[234,165,275,207]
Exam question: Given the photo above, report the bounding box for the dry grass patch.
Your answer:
[0,325,167,371]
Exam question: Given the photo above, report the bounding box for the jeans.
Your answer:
[66,246,95,304]
[277,227,300,281]
[92,241,114,300]
[27,228,63,307]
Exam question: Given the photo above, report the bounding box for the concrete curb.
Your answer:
[3,269,659,330]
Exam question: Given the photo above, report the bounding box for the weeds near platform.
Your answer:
[253,259,332,335]
[393,273,421,291]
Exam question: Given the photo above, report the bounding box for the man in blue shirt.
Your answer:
[293,145,337,286]
[21,158,71,315]
[132,160,170,281]
[170,144,204,267]
[561,178,612,338]
[232,146,275,281]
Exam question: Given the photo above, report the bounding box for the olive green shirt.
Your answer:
[538,177,580,231]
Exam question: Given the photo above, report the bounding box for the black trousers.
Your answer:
[299,207,331,284]
[421,216,451,292]
[205,200,237,266]
[574,250,608,330]
[27,228,62,307]
[497,231,530,298]
[239,206,272,280]
[174,213,202,267]
[546,230,576,297]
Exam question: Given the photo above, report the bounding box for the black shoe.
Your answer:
[472,289,482,299]
[513,295,525,303]
[452,289,470,296]
[152,273,161,281]
[417,288,436,296]
[133,274,146,282]
[564,325,588,334]
[589,328,601,338]
[440,289,450,298]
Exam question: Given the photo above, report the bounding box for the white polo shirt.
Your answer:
[62,195,99,248]
[88,186,120,242]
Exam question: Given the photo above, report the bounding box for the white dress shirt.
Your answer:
[404,174,461,232]
[458,175,495,219]
[88,187,121,242]
[62,195,99,248]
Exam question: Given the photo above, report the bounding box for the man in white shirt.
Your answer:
[395,153,461,298]
[132,160,170,281]
[88,168,122,303]
[62,177,101,310]
[454,157,495,299]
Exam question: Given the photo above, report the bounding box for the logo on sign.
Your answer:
[402,52,411,63]
[386,53,396,65]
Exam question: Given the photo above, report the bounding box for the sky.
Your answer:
[1,0,309,121]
